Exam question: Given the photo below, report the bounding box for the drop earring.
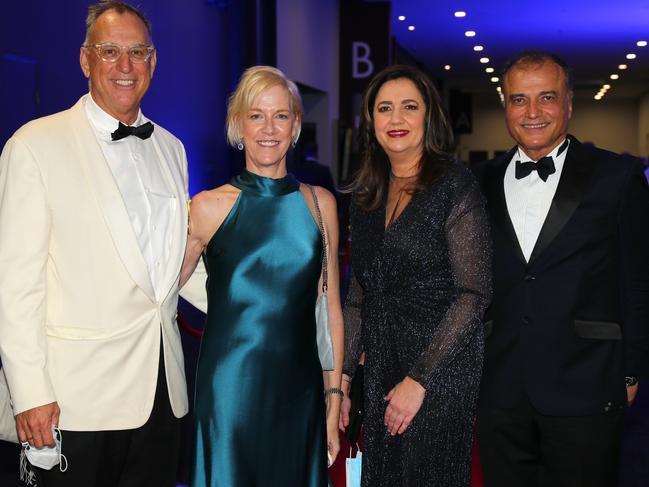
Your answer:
[237,141,244,151]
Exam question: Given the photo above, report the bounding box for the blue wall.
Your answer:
[1,1,238,194]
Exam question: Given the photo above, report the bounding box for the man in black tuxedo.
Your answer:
[474,50,649,487]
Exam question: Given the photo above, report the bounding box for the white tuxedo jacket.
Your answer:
[0,97,207,431]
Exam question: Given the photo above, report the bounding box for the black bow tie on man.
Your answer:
[515,156,556,182]
[514,138,570,182]
[111,121,154,141]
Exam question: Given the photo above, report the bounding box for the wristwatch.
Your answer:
[625,376,638,387]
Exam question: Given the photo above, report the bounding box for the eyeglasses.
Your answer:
[84,42,155,63]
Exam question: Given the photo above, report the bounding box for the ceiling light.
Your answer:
[610,74,619,80]
[637,41,647,47]
[408,25,415,31]
[473,45,484,51]
[444,65,451,71]
[485,67,495,73]
[618,64,628,70]
[496,86,502,92]
[398,15,406,21]
[490,77,499,83]
[454,11,467,18]
[465,31,476,37]
[479,57,490,64]
[594,95,602,100]
[603,84,611,89]
[626,53,636,59]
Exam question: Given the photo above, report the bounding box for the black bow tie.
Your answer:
[514,139,569,182]
[111,121,154,141]
[515,157,556,181]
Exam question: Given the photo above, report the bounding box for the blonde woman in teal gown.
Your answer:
[180,66,343,487]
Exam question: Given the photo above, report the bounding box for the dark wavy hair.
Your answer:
[348,64,455,211]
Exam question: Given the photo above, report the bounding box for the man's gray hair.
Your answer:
[84,1,152,45]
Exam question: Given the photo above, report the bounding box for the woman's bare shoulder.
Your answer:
[192,184,240,212]
[189,184,241,242]
[307,184,338,215]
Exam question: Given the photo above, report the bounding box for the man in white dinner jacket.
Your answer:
[0,2,206,485]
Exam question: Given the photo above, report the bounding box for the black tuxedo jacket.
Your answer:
[474,135,649,416]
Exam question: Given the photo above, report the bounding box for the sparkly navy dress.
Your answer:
[191,170,327,487]
[343,162,492,486]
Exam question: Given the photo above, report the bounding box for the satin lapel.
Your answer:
[484,150,526,263]
[529,137,591,263]
[151,136,185,301]
[67,98,156,301]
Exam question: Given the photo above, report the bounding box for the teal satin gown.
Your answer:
[191,170,327,487]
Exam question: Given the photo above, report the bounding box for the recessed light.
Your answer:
[444,65,451,71]
[637,41,647,47]
[485,67,495,73]
[603,84,611,89]
[610,74,619,80]
[594,95,602,100]
[626,53,636,59]
[465,31,476,37]
[618,64,628,70]
[490,77,499,83]
[479,57,490,64]
[473,45,484,52]
[454,11,467,18]
[408,25,415,31]
[496,86,502,92]
[398,15,406,21]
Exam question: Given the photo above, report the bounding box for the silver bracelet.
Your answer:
[324,387,344,398]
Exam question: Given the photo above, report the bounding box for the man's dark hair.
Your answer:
[501,50,574,94]
[84,1,153,44]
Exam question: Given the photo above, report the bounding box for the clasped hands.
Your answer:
[383,376,425,435]
[339,375,425,436]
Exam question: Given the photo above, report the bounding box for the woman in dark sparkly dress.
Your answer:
[340,64,492,486]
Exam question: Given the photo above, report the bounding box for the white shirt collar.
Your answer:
[516,137,570,163]
[84,93,146,140]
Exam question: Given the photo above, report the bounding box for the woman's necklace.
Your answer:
[390,171,418,180]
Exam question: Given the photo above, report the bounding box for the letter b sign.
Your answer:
[352,42,374,79]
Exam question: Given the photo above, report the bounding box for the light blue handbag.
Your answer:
[309,185,334,371]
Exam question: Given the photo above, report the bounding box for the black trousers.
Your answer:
[36,347,182,487]
[477,401,624,487]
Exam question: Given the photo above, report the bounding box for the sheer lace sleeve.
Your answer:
[343,265,364,377]
[408,180,492,388]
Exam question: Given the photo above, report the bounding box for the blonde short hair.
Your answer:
[225,66,303,147]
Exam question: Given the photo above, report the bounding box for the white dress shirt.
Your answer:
[504,138,570,262]
[84,94,174,298]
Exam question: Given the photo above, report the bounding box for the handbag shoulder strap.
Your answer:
[308,185,328,293]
